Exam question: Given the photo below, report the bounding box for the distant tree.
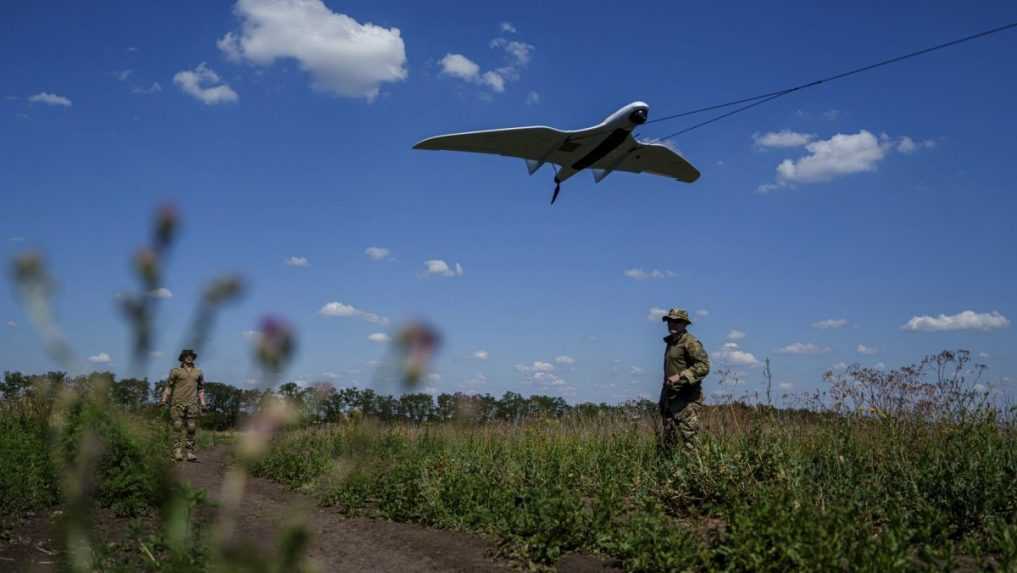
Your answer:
[397,393,436,423]
[1,371,30,399]
[112,377,150,409]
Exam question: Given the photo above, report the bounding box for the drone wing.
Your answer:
[613,141,700,183]
[413,126,579,164]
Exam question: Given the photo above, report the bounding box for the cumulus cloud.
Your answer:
[727,329,746,340]
[647,307,668,321]
[758,130,931,193]
[525,90,540,105]
[473,350,489,360]
[367,332,389,343]
[978,352,990,359]
[6,320,15,328]
[148,287,173,299]
[285,256,310,267]
[365,246,390,260]
[88,352,112,364]
[900,310,1009,332]
[242,329,259,341]
[624,268,675,280]
[716,341,761,367]
[29,92,72,107]
[777,130,888,184]
[422,259,464,278]
[218,0,407,101]
[812,318,848,329]
[696,309,709,317]
[319,301,388,324]
[779,342,831,355]
[753,130,814,148]
[515,361,554,373]
[832,362,848,370]
[856,344,879,355]
[555,355,576,365]
[439,31,534,94]
[131,82,162,95]
[173,63,238,105]
[499,21,517,33]
[779,382,793,390]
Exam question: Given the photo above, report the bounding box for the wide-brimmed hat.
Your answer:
[178,348,198,362]
[661,308,692,324]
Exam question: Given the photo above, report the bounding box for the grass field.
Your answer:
[253,402,1017,571]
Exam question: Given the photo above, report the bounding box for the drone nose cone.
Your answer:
[630,108,648,125]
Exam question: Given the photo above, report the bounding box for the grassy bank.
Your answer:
[254,405,1017,571]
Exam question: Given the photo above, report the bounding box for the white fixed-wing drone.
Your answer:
[413,102,700,204]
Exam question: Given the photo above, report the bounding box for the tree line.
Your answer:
[1,370,658,428]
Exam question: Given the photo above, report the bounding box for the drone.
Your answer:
[413,102,700,204]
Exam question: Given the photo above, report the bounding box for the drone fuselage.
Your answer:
[553,101,649,184]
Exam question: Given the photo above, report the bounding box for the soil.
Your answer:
[0,445,623,572]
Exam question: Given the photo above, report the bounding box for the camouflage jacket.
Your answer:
[663,332,710,386]
[167,366,204,406]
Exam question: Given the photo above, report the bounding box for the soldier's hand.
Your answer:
[666,374,683,386]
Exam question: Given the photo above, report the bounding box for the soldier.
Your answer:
[658,308,710,453]
[160,348,206,462]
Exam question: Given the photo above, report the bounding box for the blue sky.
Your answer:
[3,0,1016,404]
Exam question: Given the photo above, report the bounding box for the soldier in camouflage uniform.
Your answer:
[160,348,206,462]
[658,308,710,453]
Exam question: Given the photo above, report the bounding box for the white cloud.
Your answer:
[525,91,540,105]
[365,246,390,260]
[439,53,480,81]
[874,362,886,370]
[150,351,163,358]
[716,341,761,367]
[896,136,917,154]
[630,366,644,375]
[555,355,576,365]
[242,329,259,340]
[499,21,517,33]
[88,352,112,364]
[473,350,489,360]
[489,38,534,66]
[114,69,133,81]
[696,309,709,317]
[973,383,988,393]
[285,256,310,267]
[812,318,848,329]
[901,310,1009,332]
[367,332,389,343]
[440,35,534,94]
[423,259,464,278]
[148,287,173,299]
[727,329,746,340]
[8,237,25,243]
[6,320,15,328]
[753,130,814,148]
[832,362,848,370]
[426,372,441,382]
[173,63,238,105]
[29,92,72,107]
[515,361,554,373]
[755,183,781,194]
[647,307,667,321]
[779,382,793,390]
[856,344,879,355]
[218,0,407,101]
[319,301,388,324]
[131,82,162,95]
[624,268,675,280]
[978,352,990,359]
[776,130,888,184]
[779,342,831,355]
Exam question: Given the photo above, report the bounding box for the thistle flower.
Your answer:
[204,275,245,306]
[255,316,296,374]
[395,321,441,387]
[133,248,160,290]
[153,204,178,254]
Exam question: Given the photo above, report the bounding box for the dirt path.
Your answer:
[177,446,619,572]
[1,445,620,572]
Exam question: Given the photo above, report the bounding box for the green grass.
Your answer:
[253,410,1017,571]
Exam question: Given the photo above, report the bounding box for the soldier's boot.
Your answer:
[173,448,184,462]
[186,451,198,463]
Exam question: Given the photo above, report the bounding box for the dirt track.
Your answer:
[2,445,620,572]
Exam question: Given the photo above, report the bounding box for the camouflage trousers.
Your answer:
[658,383,703,453]
[170,403,201,453]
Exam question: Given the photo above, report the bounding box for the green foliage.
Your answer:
[255,405,1017,571]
